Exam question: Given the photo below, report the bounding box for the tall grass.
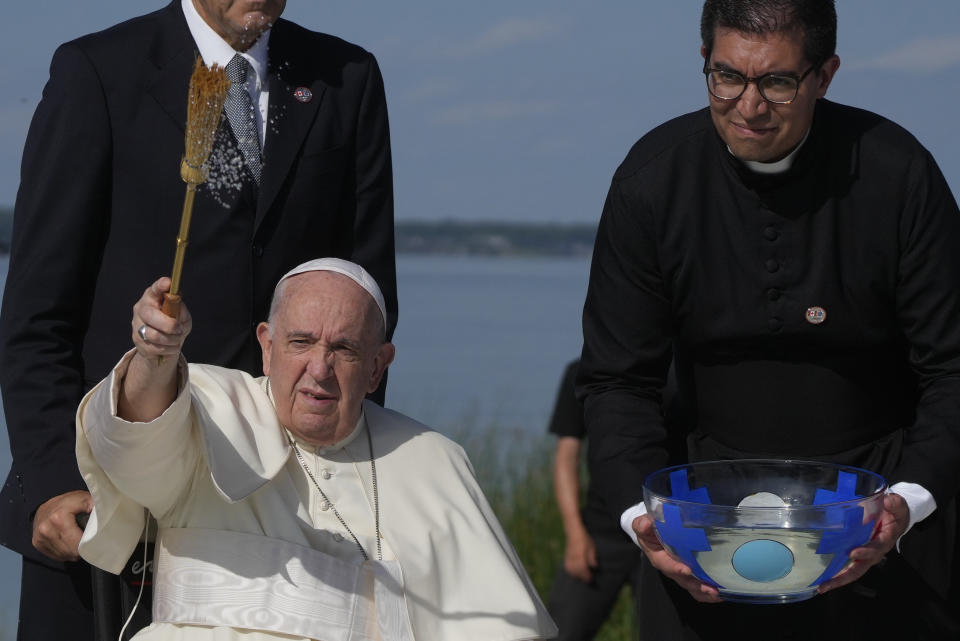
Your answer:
[456,425,637,641]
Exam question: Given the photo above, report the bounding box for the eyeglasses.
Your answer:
[703,63,818,104]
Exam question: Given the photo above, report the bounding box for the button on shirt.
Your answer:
[286,417,395,562]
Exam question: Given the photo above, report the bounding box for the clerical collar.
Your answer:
[733,127,811,175]
[290,413,368,456]
[181,0,270,90]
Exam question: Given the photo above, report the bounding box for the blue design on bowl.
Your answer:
[643,460,886,604]
[654,503,716,587]
[669,468,712,503]
[813,470,860,505]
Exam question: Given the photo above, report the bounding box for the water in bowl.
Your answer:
[694,526,833,603]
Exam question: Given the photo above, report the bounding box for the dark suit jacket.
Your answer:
[0,1,397,565]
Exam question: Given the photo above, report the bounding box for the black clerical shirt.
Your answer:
[578,99,960,521]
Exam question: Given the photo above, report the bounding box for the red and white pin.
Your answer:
[293,87,313,103]
[805,306,826,325]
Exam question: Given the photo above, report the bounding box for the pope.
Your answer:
[76,258,557,641]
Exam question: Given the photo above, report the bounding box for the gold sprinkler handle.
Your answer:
[161,159,206,318]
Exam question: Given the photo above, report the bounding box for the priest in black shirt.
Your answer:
[578,1,960,639]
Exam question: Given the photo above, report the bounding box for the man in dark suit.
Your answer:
[0,1,397,638]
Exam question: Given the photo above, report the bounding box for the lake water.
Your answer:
[0,253,591,635]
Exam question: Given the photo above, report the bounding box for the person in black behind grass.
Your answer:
[547,360,643,640]
[577,1,960,639]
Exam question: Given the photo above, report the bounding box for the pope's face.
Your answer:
[703,27,839,163]
[257,272,394,447]
[193,0,286,51]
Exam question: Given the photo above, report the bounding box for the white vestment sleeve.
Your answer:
[77,350,199,573]
[81,350,198,517]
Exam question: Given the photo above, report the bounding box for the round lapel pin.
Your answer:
[293,87,313,103]
[805,306,826,325]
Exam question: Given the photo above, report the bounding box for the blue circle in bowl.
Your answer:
[731,539,795,582]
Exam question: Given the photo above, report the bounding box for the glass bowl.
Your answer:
[643,459,887,604]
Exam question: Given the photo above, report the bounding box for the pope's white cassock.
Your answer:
[76,351,558,641]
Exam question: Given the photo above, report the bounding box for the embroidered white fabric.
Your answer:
[153,527,413,641]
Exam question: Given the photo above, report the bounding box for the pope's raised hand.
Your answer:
[120,277,190,422]
[633,513,722,603]
[131,277,192,361]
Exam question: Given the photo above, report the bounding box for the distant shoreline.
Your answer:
[394,220,595,257]
[0,209,596,257]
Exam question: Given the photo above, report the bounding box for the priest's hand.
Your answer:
[633,514,722,603]
[119,277,192,422]
[31,489,93,561]
[817,493,909,594]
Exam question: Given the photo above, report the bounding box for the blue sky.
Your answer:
[1,1,958,224]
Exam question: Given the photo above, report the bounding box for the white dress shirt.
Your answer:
[181,0,270,146]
